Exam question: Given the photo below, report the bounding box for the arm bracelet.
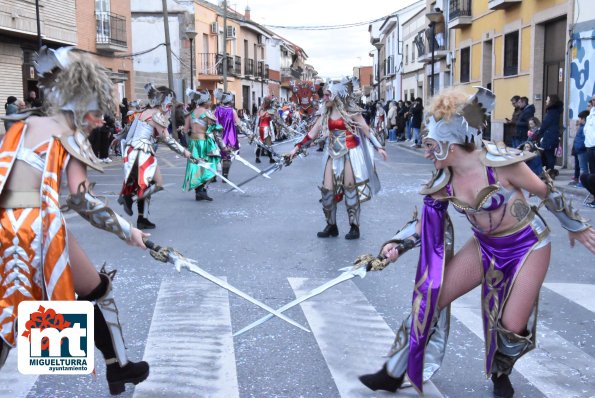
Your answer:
[65,182,132,241]
[542,185,590,232]
[164,136,186,156]
[380,210,421,256]
[295,134,311,149]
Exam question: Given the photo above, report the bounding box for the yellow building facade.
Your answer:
[449,0,570,142]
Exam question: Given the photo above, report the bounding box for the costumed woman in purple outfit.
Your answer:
[358,87,594,398]
[214,90,250,180]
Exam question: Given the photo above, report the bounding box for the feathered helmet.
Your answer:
[327,76,362,102]
[424,86,495,160]
[186,88,211,105]
[145,83,175,112]
[34,46,114,130]
[214,89,234,105]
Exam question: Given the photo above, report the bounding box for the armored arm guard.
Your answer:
[542,176,590,232]
[380,209,421,259]
[295,134,312,149]
[164,135,187,157]
[65,182,132,241]
[368,130,383,150]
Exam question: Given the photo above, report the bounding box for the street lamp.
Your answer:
[185,28,198,90]
[426,11,443,97]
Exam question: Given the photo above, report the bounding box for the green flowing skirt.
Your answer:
[182,138,221,191]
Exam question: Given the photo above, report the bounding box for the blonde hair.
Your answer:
[45,51,114,129]
[428,87,469,121]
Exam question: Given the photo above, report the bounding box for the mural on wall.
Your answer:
[569,30,595,119]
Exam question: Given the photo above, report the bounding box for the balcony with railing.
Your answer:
[216,54,234,75]
[196,53,232,78]
[264,64,270,80]
[449,0,472,29]
[257,61,264,78]
[234,56,242,75]
[384,55,395,77]
[488,0,522,10]
[96,12,127,52]
[245,58,254,76]
[416,30,448,64]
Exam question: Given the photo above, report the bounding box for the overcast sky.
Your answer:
[218,0,419,79]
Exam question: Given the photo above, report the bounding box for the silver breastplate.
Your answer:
[327,130,349,158]
[127,118,156,153]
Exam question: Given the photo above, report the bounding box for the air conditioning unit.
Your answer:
[210,22,218,34]
[226,26,236,39]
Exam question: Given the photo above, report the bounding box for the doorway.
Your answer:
[543,18,566,113]
[242,85,250,114]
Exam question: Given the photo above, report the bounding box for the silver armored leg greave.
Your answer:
[96,267,129,367]
[320,187,337,225]
[492,324,534,376]
[344,186,360,226]
[137,184,164,201]
[386,306,450,382]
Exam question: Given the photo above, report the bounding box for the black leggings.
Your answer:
[580,173,595,196]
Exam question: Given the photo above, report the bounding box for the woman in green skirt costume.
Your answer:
[182,89,226,201]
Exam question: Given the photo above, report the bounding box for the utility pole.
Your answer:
[162,0,175,90]
[161,0,176,135]
[35,0,42,49]
[223,0,228,91]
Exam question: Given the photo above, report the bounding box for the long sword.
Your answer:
[224,161,282,193]
[233,265,368,337]
[230,151,271,179]
[145,240,311,333]
[194,161,245,193]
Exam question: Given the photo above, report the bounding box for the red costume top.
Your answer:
[328,118,358,149]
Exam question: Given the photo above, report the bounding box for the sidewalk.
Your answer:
[391,140,592,199]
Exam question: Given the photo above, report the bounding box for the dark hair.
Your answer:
[5,96,17,109]
[529,116,541,126]
[511,95,520,102]
[460,141,476,152]
[578,110,590,120]
[520,96,529,103]
[546,94,562,109]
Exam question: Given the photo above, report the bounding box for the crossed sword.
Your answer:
[145,239,387,336]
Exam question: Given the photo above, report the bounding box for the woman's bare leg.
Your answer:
[69,232,100,297]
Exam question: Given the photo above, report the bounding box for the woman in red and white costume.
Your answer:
[289,77,388,240]
[118,84,196,229]
[255,96,279,164]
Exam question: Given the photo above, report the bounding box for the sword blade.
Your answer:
[232,152,271,179]
[225,162,281,193]
[170,256,310,333]
[233,266,366,337]
[195,162,245,193]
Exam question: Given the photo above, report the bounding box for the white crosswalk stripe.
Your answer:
[543,283,595,313]
[288,277,444,398]
[132,275,239,398]
[0,350,37,398]
[451,286,595,398]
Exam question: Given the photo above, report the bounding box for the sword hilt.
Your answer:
[144,239,160,251]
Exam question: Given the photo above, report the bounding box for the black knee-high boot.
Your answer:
[78,269,149,395]
[136,199,155,229]
[255,147,261,163]
[359,363,405,392]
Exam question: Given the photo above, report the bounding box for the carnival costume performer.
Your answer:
[214,90,250,180]
[182,89,225,201]
[358,87,595,398]
[255,96,280,164]
[118,83,197,229]
[0,47,151,395]
[289,77,388,240]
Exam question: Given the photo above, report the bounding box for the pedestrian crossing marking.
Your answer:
[132,275,239,398]
[451,287,595,398]
[543,283,595,313]
[0,349,38,398]
[288,277,444,398]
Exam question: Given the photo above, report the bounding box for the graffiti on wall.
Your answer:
[569,30,595,119]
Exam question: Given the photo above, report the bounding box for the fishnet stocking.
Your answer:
[438,238,483,309]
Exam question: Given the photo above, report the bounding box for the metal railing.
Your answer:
[196,53,232,75]
[96,12,127,47]
[264,64,269,79]
[257,61,264,77]
[449,0,472,20]
[234,56,242,75]
[245,58,254,75]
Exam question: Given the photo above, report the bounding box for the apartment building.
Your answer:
[0,0,76,132]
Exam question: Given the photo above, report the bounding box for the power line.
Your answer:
[225,12,392,31]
